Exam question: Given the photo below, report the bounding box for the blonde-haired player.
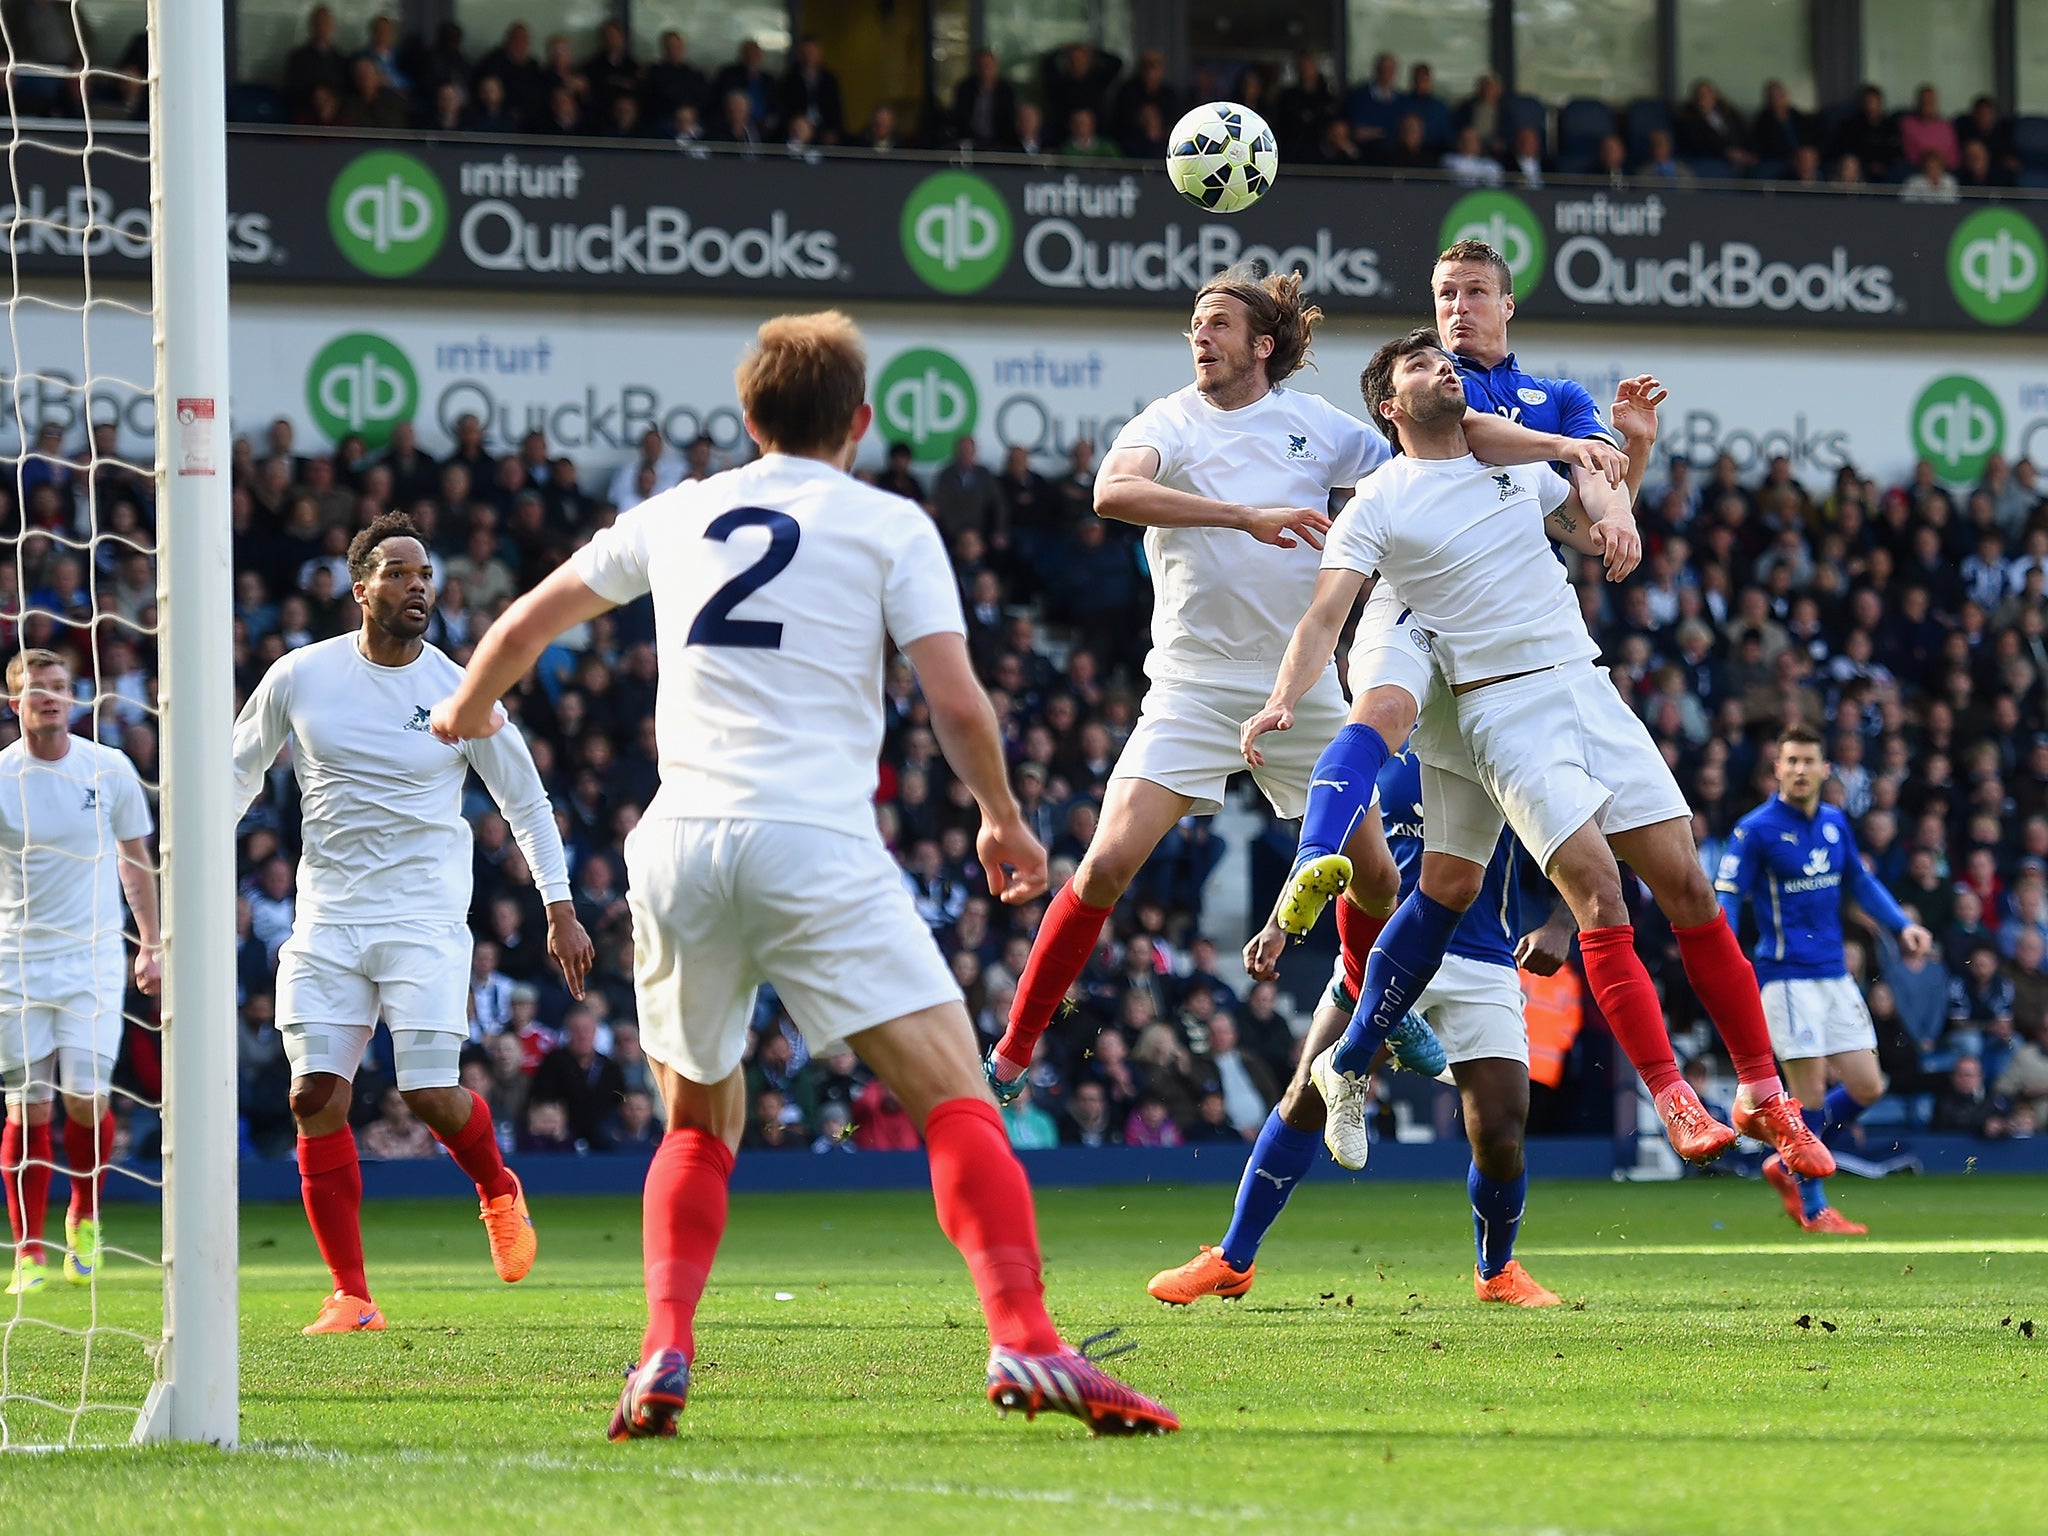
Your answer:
[434,310,1179,1439]
[0,649,158,1295]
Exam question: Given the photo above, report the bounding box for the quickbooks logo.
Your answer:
[1912,373,2003,482]
[306,333,417,450]
[1948,208,2046,326]
[1439,191,1545,298]
[329,151,447,278]
[876,348,976,464]
[901,171,1012,295]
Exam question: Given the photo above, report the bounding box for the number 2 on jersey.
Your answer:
[687,506,801,649]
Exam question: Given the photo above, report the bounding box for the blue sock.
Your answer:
[1219,1112,1319,1271]
[1295,724,1391,865]
[1821,1084,1866,1143]
[1469,1163,1527,1279]
[1796,1105,1828,1217]
[1329,891,1462,1077]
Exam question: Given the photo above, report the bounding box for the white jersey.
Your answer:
[1322,453,1596,686]
[571,452,965,840]
[0,737,152,960]
[232,636,571,926]
[1111,384,1385,685]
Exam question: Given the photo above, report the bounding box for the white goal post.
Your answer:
[131,0,237,1448]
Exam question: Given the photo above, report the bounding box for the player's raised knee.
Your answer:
[287,1073,347,1125]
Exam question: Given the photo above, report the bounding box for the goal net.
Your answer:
[0,0,236,1450]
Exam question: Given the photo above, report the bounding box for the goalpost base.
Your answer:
[130,1383,172,1446]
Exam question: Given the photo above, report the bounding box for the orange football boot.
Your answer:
[303,1290,386,1335]
[481,1171,537,1283]
[1760,1154,1806,1223]
[1147,1244,1254,1305]
[1474,1261,1562,1307]
[1732,1092,1835,1178]
[1652,1081,1738,1164]
[1801,1206,1868,1236]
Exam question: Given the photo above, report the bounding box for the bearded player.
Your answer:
[1149,743,1569,1307]
[987,265,1627,1100]
[433,311,1179,1439]
[1717,724,1932,1234]
[1252,332,1831,1180]
[1265,239,1663,1026]
[232,513,594,1334]
[1,649,159,1295]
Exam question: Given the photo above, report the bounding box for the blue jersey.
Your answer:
[1715,794,1913,984]
[1377,750,1519,968]
[1453,353,1618,473]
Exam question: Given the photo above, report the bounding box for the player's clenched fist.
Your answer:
[428,695,507,744]
[1240,702,1293,766]
[979,817,1049,905]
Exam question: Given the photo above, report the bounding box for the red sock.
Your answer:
[923,1097,1062,1355]
[297,1127,370,1301]
[3,1119,54,1263]
[63,1111,115,1222]
[1673,915,1782,1096]
[641,1128,734,1364]
[433,1090,517,1202]
[1578,926,1683,1096]
[996,884,1113,1073]
[1336,896,1389,998]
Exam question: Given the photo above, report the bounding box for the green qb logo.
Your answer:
[1948,208,2047,326]
[1439,191,1546,298]
[900,172,1012,295]
[329,151,447,278]
[1911,373,2003,483]
[306,333,418,450]
[875,348,977,464]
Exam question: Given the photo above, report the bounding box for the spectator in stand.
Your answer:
[1750,79,1808,171]
[402,19,469,100]
[1956,94,2019,179]
[1442,124,1504,186]
[647,32,708,122]
[852,1079,920,1150]
[850,104,901,151]
[1957,138,2006,190]
[1674,79,1754,172]
[422,80,467,133]
[711,37,776,133]
[1379,112,1436,170]
[872,442,927,505]
[1831,84,1901,179]
[1125,1093,1183,1148]
[534,82,586,137]
[1499,123,1551,188]
[360,1085,435,1160]
[519,1099,575,1153]
[1396,61,1454,151]
[779,35,843,144]
[339,56,409,130]
[1002,1082,1061,1150]
[356,13,410,99]
[1009,101,1048,156]
[1198,1014,1276,1137]
[1899,85,1959,171]
[531,1006,626,1146]
[1058,108,1119,159]
[1041,40,1122,145]
[1316,118,1364,167]
[1121,103,1170,161]
[475,22,546,121]
[1457,73,1506,155]
[1346,50,1403,150]
[608,428,682,510]
[948,48,1015,148]
[283,4,348,120]
[1060,1080,1118,1146]
[582,20,641,120]
[1110,49,1178,149]
[1274,52,1336,161]
[1636,127,1693,183]
[1900,150,1959,204]
[1931,1055,2008,1137]
[933,434,1005,545]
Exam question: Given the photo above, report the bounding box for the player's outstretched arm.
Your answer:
[903,631,1048,906]
[1463,411,1627,487]
[466,715,596,1000]
[1241,566,1369,767]
[1094,445,1331,549]
[1609,374,1667,498]
[432,564,616,742]
[231,659,294,817]
[116,835,161,996]
[1562,470,1643,582]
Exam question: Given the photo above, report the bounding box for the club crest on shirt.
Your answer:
[1492,472,1516,500]
[404,705,434,733]
[1823,822,1840,843]
[1285,433,1315,461]
[80,787,97,811]
[1517,386,1547,406]
[1802,847,1830,876]
[1408,628,1433,653]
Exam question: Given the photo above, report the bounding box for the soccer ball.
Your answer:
[1165,102,1278,214]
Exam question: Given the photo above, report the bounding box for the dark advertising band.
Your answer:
[6,131,2045,332]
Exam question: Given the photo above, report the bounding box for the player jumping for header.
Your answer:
[988,264,1629,1100]
[1,649,159,1295]
[233,513,594,1334]
[1248,330,1833,1180]
[1717,724,1932,1234]
[432,311,1179,1439]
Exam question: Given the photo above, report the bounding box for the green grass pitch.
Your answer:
[3,1173,2044,1534]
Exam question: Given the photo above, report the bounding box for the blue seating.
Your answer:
[2014,115,2048,169]
[1625,96,1672,159]
[226,83,287,124]
[1503,92,1549,154]
[1558,96,1615,160]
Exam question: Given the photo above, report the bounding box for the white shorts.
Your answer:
[1453,659,1690,870]
[625,817,961,1085]
[1113,670,1349,819]
[1348,582,1437,711]
[1326,949,1528,1066]
[275,920,472,1091]
[1761,976,1878,1061]
[0,942,125,1104]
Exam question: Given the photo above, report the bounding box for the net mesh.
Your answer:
[0,0,166,1449]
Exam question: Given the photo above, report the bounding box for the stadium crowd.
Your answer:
[9,382,2048,1161]
[18,4,2048,194]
